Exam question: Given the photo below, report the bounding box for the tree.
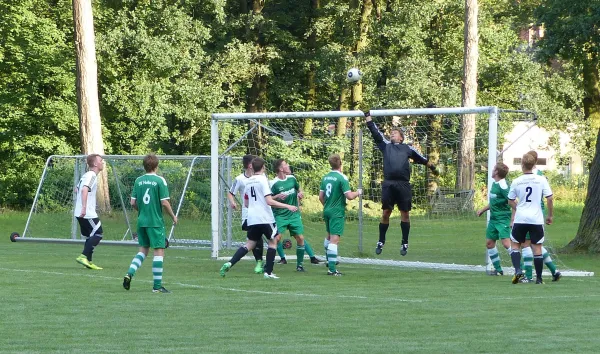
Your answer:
[535,0,600,155]
[567,129,600,252]
[456,0,478,192]
[73,0,110,211]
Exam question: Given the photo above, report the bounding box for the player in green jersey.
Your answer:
[270,159,323,270]
[477,162,512,275]
[525,150,561,282]
[122,154,178,293]
[319,154,362,276]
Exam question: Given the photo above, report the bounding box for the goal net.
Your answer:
[17,155,217,248]
[211,108,593,276]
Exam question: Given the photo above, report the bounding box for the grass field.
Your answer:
[1,208,600,353]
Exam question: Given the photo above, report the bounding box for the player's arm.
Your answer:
[365,113,387,151]
[507,185,517,227]
[265,195,297,212]
[409,146,439,175]
[159,178,178,224]
[543,178,554,225]
[476,204,490,217]
[79,185,90,217]
[319,191,325,205]
[261,177,296,211]
[227,179,239,209]
[161,199,178,225]
[130,197,138,210]
[345,189,362,200]
[342,178,362,200]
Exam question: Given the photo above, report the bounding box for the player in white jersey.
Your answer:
[220,157,298,279]
[74,154,105,270]
[507,153,554,284]
[227,154,265,274]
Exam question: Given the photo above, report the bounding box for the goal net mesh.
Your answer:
[214,110,586,275]
[22,155,214,247]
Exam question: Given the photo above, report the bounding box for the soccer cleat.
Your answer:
[519,277,530,284]
[277,258,288,265]
[264,272,280,279]
[535,278,544,284]
[152,286,171,293]
[76,254,92,269]
[220,262,231,277]
[488,270,504,276]
[375,242,384,255]
[296,265,305,272]
[552,271,562,282]
[327,270,343,276]
[512,272,524,284]
[400,244,408,256]
[254,260,264,274]
[310,257,324,264]
[87,262,103,270]
[123,274,132,290]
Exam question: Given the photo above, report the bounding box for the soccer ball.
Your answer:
[346,67,363,82]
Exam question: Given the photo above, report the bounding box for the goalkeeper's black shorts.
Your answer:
[381,180,412,212]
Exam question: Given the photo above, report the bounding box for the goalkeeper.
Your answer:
[365,113,437,256]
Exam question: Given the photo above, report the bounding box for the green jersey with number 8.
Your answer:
[132,173,170,227]
[319,170,351,218]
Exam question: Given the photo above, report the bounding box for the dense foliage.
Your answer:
[0,0,590,208]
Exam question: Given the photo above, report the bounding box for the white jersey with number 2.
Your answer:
[508,173,552,225]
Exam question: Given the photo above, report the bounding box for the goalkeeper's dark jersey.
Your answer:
[366,121,429,182]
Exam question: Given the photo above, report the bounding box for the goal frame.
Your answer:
[210,106,500,258]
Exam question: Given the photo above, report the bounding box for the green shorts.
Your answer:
[275,216,304,236]
[137,226,166,249]
[486,220,510,241]
[324,215,345,236]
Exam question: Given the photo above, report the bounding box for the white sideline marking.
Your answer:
[216,256,595,277]
[0,267,422,303]
[2,267,598,303]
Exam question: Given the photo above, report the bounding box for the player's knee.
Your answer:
[486,240,495,249]
[400,212,410,223]
[294,235,304,244]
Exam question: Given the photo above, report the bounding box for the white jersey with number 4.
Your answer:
[244,174,275,226]
[74,171,99,219]
[508,173,552,225]
[229,173,251,223]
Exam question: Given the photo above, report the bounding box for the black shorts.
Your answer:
[76,217,103,238]
[242,219,248,231]
[511,223,545,244]
[247,223,277,242]
[381,180,412,212]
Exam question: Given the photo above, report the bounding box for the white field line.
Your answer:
[215,255,595,277]
[1,266,599,303]
[0,267,421,303]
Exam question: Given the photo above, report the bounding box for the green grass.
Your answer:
[1,208,600,353]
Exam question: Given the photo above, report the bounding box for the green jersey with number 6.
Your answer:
[319,170,351,218]
[132,173,170,227]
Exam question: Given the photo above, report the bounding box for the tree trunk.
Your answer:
[73,0,110,212]
[567,129,600,252]
[337,87,349,138]
[246,0,266,156]
[582,58,600,161]
[304,0,320,137]
[427,113,442,196]
[457,0,478,192]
